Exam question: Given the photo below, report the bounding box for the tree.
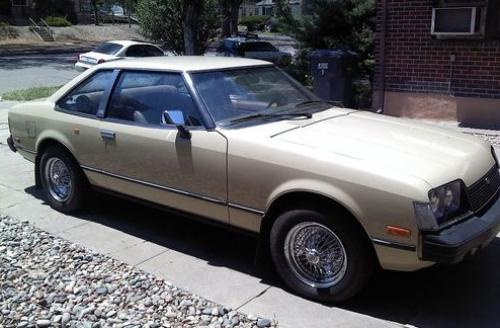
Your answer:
[277,0,375,107]
[220,0,242,37]
[137,0,218,55]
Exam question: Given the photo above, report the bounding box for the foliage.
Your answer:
[35,0,77,23]
[0,21,18,40]
[44,16,72,27]
[1,85,62,101]
[136,0,218,55]
[277,0,375,108]
[239,15,268,31]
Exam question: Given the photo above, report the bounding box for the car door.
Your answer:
[98,70,229,222]
[54,69,116,188]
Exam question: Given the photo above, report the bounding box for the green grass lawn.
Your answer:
[1,85,62,101]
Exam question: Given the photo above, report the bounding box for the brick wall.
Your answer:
[375,0,500,100]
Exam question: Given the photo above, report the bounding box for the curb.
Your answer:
[0,44,97,57]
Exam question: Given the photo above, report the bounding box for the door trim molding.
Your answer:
[81,164,264,216]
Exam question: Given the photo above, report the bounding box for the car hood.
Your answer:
[269,110,494,188]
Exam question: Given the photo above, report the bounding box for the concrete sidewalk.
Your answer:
[1,101,500,327]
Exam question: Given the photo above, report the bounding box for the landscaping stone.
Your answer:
[0,216,276,328]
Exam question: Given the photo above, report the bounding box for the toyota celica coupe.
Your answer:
[7,57,500,302]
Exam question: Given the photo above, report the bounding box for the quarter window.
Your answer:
[106,71,202,127]
[57,70,113,115]
[126,45,164,57]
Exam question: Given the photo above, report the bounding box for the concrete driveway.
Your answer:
[1,101,500,327]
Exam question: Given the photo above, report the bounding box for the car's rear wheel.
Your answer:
[40,146,86,213]
[270,208,374,302]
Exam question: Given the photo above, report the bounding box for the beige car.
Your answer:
[7,57,500,302]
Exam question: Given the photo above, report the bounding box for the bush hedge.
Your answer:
[44,16,72,27]
[239,15,268,31]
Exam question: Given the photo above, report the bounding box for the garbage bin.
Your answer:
[310,49,357,107]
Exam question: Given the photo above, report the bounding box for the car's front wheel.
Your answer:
[270,208,374,302]
[40,146,87,213]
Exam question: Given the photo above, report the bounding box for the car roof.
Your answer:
[104,40,156,47]
[97,56,273,72]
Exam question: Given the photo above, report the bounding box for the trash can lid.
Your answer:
[310,49,358,58]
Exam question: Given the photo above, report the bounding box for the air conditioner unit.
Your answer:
[431,7,486,37]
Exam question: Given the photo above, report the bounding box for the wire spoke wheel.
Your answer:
[284,221,347,288]
[44,157,72,202]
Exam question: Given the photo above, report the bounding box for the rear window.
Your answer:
[94,42,123,55]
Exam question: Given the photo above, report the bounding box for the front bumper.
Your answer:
[7,136,16,153]
[422,194,500,264]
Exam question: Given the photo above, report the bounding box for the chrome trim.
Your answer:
[80,165,226,205]
[372,238,416,252]
[228,202,265,215]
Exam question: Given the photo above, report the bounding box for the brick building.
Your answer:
[374,0,500,127]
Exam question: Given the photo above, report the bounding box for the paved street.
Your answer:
[0,53,80,93]
[1,100,500,327]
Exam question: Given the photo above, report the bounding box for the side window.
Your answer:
[125,45,145,57]
[106,71,203,127]
[144,46,164,57]
[57,70,113,115]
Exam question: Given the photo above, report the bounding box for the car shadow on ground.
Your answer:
[25,186,500,327]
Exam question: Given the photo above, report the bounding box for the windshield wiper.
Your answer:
[295,100,344,108]
[227,112,313,125]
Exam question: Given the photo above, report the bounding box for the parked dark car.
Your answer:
[217,37,291,63]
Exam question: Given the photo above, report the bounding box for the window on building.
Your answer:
[11,0,28,6]
[432,0,499,39]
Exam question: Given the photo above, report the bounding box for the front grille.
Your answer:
[467,166,500,211]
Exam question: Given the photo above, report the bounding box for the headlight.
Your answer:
[414,180,469,231]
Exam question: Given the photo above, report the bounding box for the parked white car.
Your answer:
[75,40,166,71]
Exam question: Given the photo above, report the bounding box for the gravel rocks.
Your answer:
[0,216,276,328]
[472,133,500,148]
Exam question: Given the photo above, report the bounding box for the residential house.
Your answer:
[4,0,95,25]
[255,0,303,18]
[374,0,500,127]
[239,1,258,18]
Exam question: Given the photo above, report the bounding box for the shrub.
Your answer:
[44,16,72,27]
[0,21,18,40]
[239,15,268,32]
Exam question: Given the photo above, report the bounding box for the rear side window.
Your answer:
[94,42,123,55]
[106,71,202,127]
[57,70,114,115]
[126,45,164,57]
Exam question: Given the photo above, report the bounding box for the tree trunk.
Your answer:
[183,0,197,55]
[220,0,231,37]
[229,0,241,36]
[90,0,99,26]
[127,1,131,28]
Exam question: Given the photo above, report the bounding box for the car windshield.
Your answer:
[191,66,330,126]
[94,42,123,55]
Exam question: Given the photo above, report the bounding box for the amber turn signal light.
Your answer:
[386,226,411,238]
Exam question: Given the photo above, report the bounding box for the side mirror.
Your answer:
[163,110,191,139]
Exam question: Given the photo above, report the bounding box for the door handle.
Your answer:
[100,130,116,140]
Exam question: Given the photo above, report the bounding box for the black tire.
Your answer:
[270,208,374,302]
[39,146,87,213]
